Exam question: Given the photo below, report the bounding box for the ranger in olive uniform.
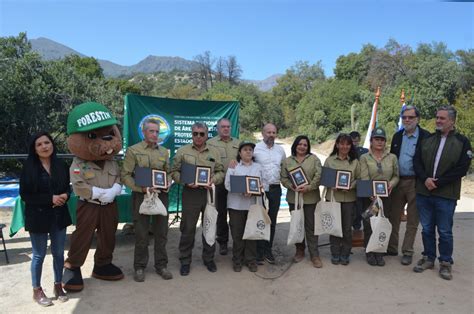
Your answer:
[207,118,240,255]
[121,119,173,282]
[171,122,224,276]
[280,135,322,268]
[63,102,124,292]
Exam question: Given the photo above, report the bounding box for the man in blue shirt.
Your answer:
[389,105,430,265]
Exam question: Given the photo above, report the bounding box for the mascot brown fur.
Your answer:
[62,102,124,292]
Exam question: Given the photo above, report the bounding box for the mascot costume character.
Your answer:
[62,102,124,291]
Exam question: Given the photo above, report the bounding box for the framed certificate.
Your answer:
[246,176,262,195]
[289,167,309,188]
[195,166,211,186]
[152,169,167,189]
[335,170,351,190]
[373,180,389,197]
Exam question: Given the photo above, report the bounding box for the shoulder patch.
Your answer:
[467,150,473,159]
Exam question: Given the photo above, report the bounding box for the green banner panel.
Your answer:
[123,94,240,212]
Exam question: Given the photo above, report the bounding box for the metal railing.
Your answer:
[0,154,124,184]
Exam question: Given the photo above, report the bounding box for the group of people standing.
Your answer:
[19,104,471,306]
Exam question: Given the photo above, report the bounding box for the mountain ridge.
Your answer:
[29,37,280,90]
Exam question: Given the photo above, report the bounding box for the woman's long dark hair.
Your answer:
[291,135,311,156]
[330,133,358,162]
[20,132,68,194]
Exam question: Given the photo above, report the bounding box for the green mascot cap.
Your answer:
[67,102,118,135]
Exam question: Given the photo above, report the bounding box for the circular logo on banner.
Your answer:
[321,213,334,231]
[256,220,265,230]
[138,114,171,145]
[378,232,387,243]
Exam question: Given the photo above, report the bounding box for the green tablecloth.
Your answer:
[9,190,133,237]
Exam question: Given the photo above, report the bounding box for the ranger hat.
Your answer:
[67,102,118,134]
[238,141,256,151]
[371,127,386,139]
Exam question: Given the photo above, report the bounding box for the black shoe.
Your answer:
[219,243,228,256]
[180,264,190,276]
[256,257,264,265]
[264,252,275,264]
[385,251,398,256]
[204,261,217,272]
[340,255,350,266]
[366,253,377,266]
[401,255,413,266]
[233,263,242,272]
[375,254,385,266]
[331,255,340,265]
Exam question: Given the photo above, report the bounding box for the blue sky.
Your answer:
[1,0,473,80]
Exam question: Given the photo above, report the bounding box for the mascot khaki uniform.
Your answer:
[62,102,124,292]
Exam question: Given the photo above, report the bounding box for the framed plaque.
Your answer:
[335,170,351,190]
[289,167,309,188]
[152,169,167,189]
[195,166,211,186]
[373,180,389,197]
[246,176,262,195]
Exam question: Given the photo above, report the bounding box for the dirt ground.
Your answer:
[1,208,473,314]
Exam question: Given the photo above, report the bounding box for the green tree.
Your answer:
[296,79,360,142]
[63,55,104,80]
[272,60,325,131]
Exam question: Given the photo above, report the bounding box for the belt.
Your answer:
[400,176,416,179]
[269,184,281,188]
[79,198,111,206]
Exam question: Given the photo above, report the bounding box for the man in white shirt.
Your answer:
[253,123,286,264]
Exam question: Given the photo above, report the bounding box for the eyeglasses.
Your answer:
[192,132,206,137]
[401,115,417,120]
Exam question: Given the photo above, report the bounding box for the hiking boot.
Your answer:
[311,256,323,268]
[33,287,53,307]
[331,255,340,265]
[401,255,413,266]
[134,269,145,282]
[156,268,173,280]
[366,253,377,266]
[413,257,434,273]
[247,262,258,272]
[439,261,453,280]
[293,248,305,263]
